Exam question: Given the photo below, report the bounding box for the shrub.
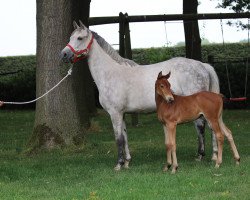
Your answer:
[0,56,36,109]
[0,43,249,109]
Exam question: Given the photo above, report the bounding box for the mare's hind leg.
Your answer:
[122,120,131,169]
[194,117,218,161]
[194,118,206,160]
[211,131,218,161]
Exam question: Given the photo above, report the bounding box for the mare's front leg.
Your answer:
[110,111,125,171]
[122,120,131,169]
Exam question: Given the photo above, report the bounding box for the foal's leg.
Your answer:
[219,119,240,164]
[110,111,125,171]
[209,120,224,168]
[122,120,132,169]
[170,125,178,174]
[163,125,172,172]
[163,124,177,173]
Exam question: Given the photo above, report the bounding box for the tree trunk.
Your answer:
[183,0,202,61]
[31,0,95,150]
[71,0,96,119]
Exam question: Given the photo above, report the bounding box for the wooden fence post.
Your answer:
[119,12,125,57]
[124,13,139,126]
[119,12,139,126]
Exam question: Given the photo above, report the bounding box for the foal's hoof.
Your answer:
[215,163,220,168]
[236,158,240,165]
[171,167,178,174]
[163,164,171,172]
[114,164,122,171]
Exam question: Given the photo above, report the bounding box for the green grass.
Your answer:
[0,109,249,200]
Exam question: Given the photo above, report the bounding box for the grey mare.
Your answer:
[61,21,219,170]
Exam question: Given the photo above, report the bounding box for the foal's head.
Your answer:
[156,71,174,103]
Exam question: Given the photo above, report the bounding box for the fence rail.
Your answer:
[89,12,250,26]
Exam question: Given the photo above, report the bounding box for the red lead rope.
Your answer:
[66,34,94,63]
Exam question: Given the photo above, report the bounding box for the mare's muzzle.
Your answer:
[60,48,74,63]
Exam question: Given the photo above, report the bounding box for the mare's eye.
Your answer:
[160,84,164,88]
[78,37,83,40]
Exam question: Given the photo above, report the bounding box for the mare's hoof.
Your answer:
[114,164,122,171]
[195,155,203,162]
[211,153,218,161]
[124,160,130,169]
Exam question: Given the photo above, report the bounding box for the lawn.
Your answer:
[0,109,249,200]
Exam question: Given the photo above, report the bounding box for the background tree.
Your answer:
[214,0,250,29]
[183,0,202,61]
[31,0,95,150]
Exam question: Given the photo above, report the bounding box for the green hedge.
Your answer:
[133,43,249,108]
[0,56,36,109]
[0,43,249,109]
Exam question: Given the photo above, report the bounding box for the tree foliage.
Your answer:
[214,0,250,29]
[216,0,250,12]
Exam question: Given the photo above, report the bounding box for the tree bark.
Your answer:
[31,0,95,150]
[183,0,202,61]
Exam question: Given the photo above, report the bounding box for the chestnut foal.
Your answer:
[155,72,240,173]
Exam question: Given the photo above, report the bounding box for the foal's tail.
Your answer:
[203,63,220,94]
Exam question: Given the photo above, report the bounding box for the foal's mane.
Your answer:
[91,31,138,67]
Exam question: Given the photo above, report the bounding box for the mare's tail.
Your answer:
[203,63,220,93]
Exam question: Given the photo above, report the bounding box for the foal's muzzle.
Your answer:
[165,95,174,103]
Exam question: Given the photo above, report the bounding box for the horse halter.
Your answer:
[66,34,94,63]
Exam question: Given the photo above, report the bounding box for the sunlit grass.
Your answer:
[0,109,249,199]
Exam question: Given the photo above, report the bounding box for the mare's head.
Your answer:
[61,21,93,63]
[155,71,174,103]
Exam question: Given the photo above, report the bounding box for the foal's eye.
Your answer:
[77,37,83,40]
[160,84,164,88]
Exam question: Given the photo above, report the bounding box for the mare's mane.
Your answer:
[91,31,138,67]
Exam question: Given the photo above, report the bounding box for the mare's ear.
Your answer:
[157,71,163,79]
[165,71,171,79]
[79,20,88,30]
[73,21,79,29]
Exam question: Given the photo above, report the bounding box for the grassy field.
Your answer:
[0,109,249,200]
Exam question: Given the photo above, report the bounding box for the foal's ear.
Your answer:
[165,71,171,79]
[79,20,88,30]
[73,21,79,29]
[157,71,163,79]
